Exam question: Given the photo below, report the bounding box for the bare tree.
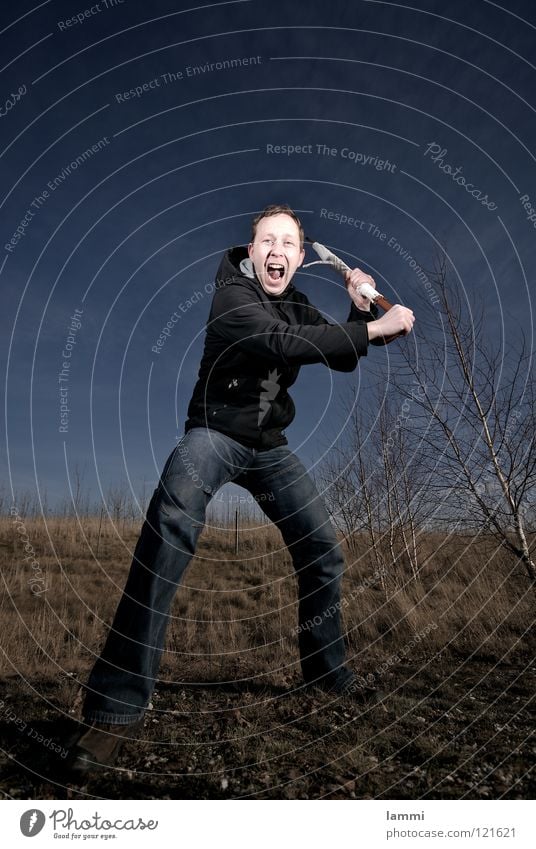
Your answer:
[317,384,435,593]
[317,253,536,586]
[69,462,91,517]
[105,481,128,527]
[394,255,536,583]
[376,396,432,582]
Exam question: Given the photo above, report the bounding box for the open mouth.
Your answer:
[266,262,285,281]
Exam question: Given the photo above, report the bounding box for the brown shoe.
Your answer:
[65,719,144,781]
[339,673,385,706]
[305,673,384,705]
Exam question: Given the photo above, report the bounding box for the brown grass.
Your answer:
[0,514,534,799]
[0,515,532,680]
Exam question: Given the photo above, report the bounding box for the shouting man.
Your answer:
[65,203,415,778]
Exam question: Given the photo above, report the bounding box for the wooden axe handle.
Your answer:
[374,294,394,312]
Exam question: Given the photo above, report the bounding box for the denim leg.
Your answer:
[245,448,354,692]
[83,428,252,723]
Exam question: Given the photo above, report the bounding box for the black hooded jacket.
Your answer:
[185,245,378,450]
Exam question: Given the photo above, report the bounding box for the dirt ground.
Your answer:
[0,653,533,800]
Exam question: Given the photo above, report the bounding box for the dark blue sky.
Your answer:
[2,0,535,510]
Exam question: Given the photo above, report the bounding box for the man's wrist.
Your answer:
[366,320,379,340]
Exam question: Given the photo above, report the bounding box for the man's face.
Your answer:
[248,213,305,295]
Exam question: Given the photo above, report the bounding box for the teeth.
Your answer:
[267,264,285,279]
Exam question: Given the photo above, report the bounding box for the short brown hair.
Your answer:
[250,204,304,248]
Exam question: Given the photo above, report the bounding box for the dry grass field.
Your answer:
[0,511,534,799]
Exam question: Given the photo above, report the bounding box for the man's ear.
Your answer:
[247,242,253,257]
[297,247,305,267]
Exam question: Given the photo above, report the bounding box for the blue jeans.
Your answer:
[83,427,355,723]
